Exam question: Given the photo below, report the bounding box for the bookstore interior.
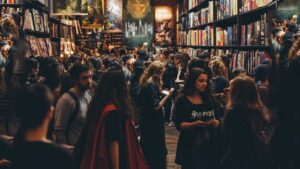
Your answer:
[0,0,298,76]
[0,0,300,169]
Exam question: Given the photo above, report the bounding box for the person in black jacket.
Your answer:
[175,68,220,169]
[271,36,300,169]
[13,84,75,169]
[222,76,273,169]
[139,61,174,169]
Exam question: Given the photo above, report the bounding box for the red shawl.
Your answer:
[80,104,149,169]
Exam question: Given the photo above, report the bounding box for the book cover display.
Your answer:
[123,0,154,48]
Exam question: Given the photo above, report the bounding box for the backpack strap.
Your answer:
[66,91,80,144]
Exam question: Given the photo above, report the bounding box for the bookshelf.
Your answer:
[177,0,279,74]
[177,0,279,51]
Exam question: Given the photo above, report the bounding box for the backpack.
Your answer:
[66,91,80,144]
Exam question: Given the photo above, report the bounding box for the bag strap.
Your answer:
[66,91,80,144]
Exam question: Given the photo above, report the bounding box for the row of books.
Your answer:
[216,25,238,46]
[60,25,74,39]
[26,36,56,57]
[50,23,59,38]
[240,0,273,13]
[178,26,215,46]
[240,14,269,46]
[23,9,49,33]
[0,0,20,4]
[188,0,206,10]
[216,0,238,20]
[179,47,206,58]
[74,20,83,35]
[230,50,270,75]
[188,1,213,28]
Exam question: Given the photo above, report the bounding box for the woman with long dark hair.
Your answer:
[222,76,272,169]
[139,61,174,169]
[79,67,148,169]
[175,68,220,169]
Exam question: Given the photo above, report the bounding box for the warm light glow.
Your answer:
[155,6,172,22]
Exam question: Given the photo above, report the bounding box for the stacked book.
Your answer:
[216,0,238,20]
[240,0,273,13]
[216,25,238,46]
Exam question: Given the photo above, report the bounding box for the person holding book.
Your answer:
[139,61,175,169]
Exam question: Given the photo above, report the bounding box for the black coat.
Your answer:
[139,81,167,169]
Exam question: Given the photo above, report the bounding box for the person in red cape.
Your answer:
[80,66,149,169]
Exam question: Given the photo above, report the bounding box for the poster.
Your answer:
[52,0,88,15]
[154,6,176,47]
[82,0,104,28]
[123,0,154,48]
[104,0,122,30]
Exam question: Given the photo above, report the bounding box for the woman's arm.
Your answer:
[155,88,175,110]
[109,141,119,169]
[180,120,208,130]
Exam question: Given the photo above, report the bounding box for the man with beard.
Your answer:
[54,64,93,146]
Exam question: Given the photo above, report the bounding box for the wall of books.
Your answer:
[177,0,275,74]
[178,0,273,46]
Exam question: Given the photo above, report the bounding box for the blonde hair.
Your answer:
[288,36,300,61]
[139,61,164,90]
[211,59,228,79]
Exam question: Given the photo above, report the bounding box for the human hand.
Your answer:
[207,119,220,128]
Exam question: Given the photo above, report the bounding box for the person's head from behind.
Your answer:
[183,68,209,96]
[27,58,39,76]
[233,68,247,78]
[69,64,92,92]
[140,61,164,89]
[161,49,169,63]
[119,47,127,57]
[228,76,262,109]
[227,76,271,127]
[255,64,270,83]
[88,67,133,120]
[211,60,227,77]
[15,84,53,138]
[188,58,209,74]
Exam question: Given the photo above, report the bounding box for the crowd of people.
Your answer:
[0,14,299,169]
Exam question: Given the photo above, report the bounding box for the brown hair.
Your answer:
[226,76,271,130]
[139,61,164,91]
[288,36,300,61]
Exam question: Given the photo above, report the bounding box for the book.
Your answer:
[45,38,52,56]
[23,9,34,31]
[230,50,270,75]
[240,14,268,46]
[43,13,49,33]
[240,0,273,13]
[27,36,40,56]
[51,42,58,56]
[32,9,41,32]
[37,38,48,57]
[216,0,238,20]
[246,23,253,45]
